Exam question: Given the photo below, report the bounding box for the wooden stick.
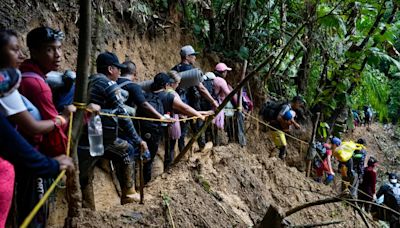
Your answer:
[306,112,320,177]
[289,220,344,228]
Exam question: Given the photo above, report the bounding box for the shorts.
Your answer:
[271,130,287,148]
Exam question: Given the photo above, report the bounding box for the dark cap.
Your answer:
[357,138,366,145]
[367,156,378,166]
[96,52,127,69]
[27,27,64,49]
[0,68,21,97]
[389,173,398,180]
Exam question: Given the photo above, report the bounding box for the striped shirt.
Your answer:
[89,74,142,145]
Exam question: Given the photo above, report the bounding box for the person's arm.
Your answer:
[172,96,205,121]
[8,110,63,134]
[0,114,73,177]
[197,83,218,108]
[326,154,334,175]
[376,185,387,199]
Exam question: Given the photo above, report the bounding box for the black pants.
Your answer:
[78,138,135,205]
[15,173,51,228]
[178,120,206,152]
[137,122,162,184]
[164,128,174,171]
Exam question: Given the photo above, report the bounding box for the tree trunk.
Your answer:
[65,0,91,226]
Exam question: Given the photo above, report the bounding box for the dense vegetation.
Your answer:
[152,0,400,125]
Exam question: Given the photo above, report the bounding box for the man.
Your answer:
[19,26,75,156]
[270,96,302,159]
[136,72,206,183]
[359,157,378,212]
[17,26,76,226]
[376,173,400,228]
[79,52,148,206]
[172,45,218,151]
[117,60,162,119]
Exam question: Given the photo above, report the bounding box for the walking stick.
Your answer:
[139,148,145,204]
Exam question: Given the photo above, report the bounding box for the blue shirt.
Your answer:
[0,114,59,177]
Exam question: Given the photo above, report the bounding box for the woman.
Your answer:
[0,29,73,227]
[0,64,74,228]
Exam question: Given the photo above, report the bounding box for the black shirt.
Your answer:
[117,77,146,107]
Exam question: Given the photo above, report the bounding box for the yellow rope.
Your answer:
[20,113,74,228]
[243,112,308,144]
[98,112,211,123]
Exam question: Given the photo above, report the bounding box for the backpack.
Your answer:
[259,100,286,121]
[335,141,364,162]
[386,184,400,211]
[353,148,367,176]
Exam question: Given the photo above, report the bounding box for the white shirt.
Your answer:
[0,90,27,117]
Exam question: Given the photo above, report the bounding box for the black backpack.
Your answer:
[144,92,165,116]
[203,79,216,98]
[386,184,400,211]
[353,149,367,176]
[259,100,287,121]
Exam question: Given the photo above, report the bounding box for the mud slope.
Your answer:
[59,141,371,228]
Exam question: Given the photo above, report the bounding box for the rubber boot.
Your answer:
[120,163,139,205]
[278,147,286,160]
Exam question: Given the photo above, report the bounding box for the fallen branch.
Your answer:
[288,220,344,228]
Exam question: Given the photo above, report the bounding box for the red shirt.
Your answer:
[18,60,67,156]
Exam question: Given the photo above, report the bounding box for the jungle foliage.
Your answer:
[157,0,400,124]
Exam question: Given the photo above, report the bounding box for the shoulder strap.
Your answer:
[118,80,134,89]
[22,72,45,82]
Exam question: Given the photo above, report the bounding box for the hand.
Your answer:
[373,194,377,201]
[87,103,101,114]
[54,155,74,172]
[212,100,219,109]
[140,140,148,151]
[62,104,77,117]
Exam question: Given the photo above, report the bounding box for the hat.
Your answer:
[27,27,64,49]
[367,156,378,167]
[389,173,398,184]
[180,45,198,57]
[332,137,341,146]
[215,63,232,72]
[357,138,366,145]
[283,111,293,120]
[0,68,21,98]
[96,52,127,69]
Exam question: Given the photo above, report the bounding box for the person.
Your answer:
[376,173,400,228]
[0,64,74,228]
[136,72,206,183]
[164,71,182,171]
[314,142,335,184]
[0,28,76,227]
[269,97,302,159]
[212,63,238,131]
[172,45,218,151]
[353,138,367,180]
[358,157,378,212]
[352,110,360,127]
[117,60,162,119]
[331,137,358,196]
[364,105,373,129]
[79,52,147,206]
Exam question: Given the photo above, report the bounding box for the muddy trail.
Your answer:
[48,122,387,228]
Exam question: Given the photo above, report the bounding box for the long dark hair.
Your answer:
[0,29,18,67]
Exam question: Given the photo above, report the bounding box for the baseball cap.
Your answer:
[180,45,199,57]
[389,173,398,184]
[0,68,21,98]
[96,52,127,69]
[27,27,64,49]
[283,111,293,120]
[367,157,378,167]
[215,63,232,72]
[357,138,366,145]
[331,137,341,146]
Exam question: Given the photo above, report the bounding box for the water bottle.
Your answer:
[88,114,104,157]
[161,112,171,127]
